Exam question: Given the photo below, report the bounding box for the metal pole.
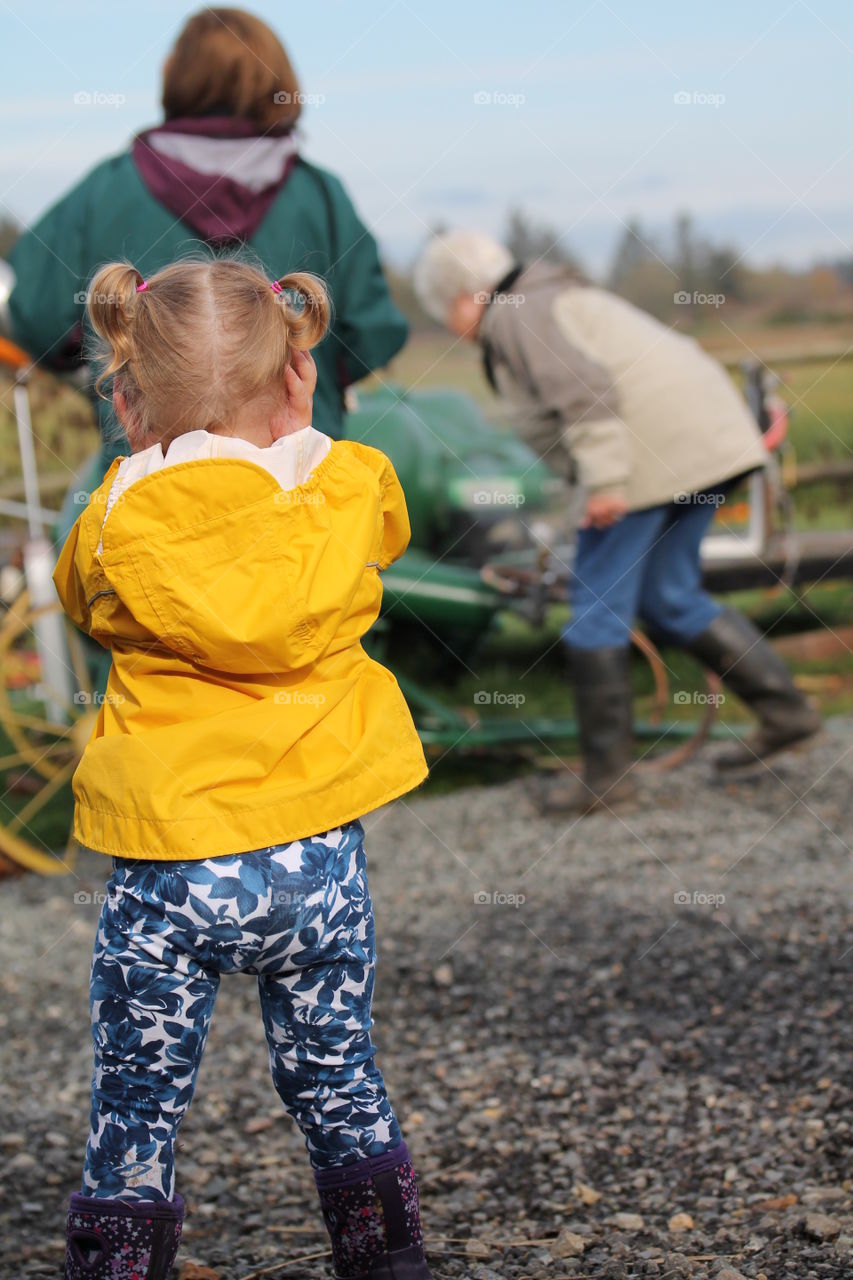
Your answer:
[14,369,75,721]
[13,373,43,541]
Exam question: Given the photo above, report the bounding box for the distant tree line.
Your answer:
[3,208,850,336]
[397,207,853,332]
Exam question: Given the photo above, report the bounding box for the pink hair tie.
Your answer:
[270,280,283,294]
[136,281,148,293]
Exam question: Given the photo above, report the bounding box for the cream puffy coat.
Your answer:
[479,264,767,511]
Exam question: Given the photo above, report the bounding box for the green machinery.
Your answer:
[340,385,709,751]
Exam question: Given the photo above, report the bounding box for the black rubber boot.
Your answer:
[686,606,822,771]
[543,645,637,815]
[65,1192,184,1278]
[315,1143,431,1279]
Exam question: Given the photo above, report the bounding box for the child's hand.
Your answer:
[280,350,317,434]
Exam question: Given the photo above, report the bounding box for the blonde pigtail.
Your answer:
[273,271,331,351]
[87,262,145,398]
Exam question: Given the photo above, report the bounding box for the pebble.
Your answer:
[549,1229,586,1258]
[612,1212,645,1231]
[4,732,853,1278]
[802,1210,841,1239]
[244,1116,274,1134]
[662,1252,693,1277]
[7,1153,36,1172]
[465,1239,490,1258]
[801,1185,846,1204]
[667,1212,694,1233]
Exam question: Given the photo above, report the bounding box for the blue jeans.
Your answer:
[82,821,402,1201]
[566,488,725,650]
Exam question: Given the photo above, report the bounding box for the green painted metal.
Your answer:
[407,707,737,751]
[380,548,503,634]
[343,384,565,552]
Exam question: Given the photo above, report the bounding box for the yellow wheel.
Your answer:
[0,589,92,874]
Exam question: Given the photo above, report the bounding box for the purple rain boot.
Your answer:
[315,1142,432,1279]
[65,1192,184,1279]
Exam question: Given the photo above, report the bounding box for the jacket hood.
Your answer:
[499,260,585,298]
[55,446,388,676]
[479,260,587,390]
[132,117,299,242]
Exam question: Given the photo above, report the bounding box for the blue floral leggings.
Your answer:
[82,820,402,1201]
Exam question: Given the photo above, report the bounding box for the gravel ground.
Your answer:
[2,721,853,1280]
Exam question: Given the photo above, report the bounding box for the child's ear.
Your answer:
[113,388,149,451]
[112,387,129,424]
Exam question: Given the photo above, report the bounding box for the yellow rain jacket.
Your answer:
[53,441,428,859]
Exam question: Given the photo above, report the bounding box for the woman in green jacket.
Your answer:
[8,6,407,536]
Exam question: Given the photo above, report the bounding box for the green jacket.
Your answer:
[9,150,407,465]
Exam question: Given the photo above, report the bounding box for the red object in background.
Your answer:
[3,649,41,690]
[762,395,789,452]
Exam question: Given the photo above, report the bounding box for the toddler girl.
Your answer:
[53,256,431,1279]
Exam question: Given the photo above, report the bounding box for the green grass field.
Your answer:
[379,326,853,462]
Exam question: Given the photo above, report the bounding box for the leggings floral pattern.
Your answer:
[83,820,402,1201]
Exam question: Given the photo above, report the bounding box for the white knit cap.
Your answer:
[413,230,514,324]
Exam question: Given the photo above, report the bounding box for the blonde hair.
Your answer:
[163,7,303,133]
[87,257,330,449]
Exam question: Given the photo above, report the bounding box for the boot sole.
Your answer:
[714,725,825,776]
[540,783,639,817]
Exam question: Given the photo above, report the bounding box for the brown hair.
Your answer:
[163,7,302,133]
[87,257,330,448]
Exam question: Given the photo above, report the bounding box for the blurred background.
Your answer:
[3,0,852,488]
[2,0,853,823]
